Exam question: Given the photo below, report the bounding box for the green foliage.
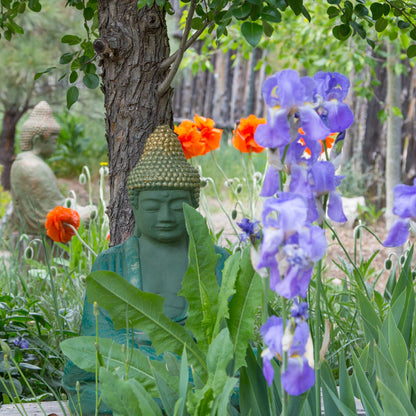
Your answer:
[62,205,262,415]
[48,110,107,178]
[357,202,385,225]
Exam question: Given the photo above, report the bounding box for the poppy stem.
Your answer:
[65,224,97,257]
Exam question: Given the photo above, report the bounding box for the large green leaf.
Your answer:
[321,361,340,416]
[352,351,383,416]
[100,368,163,416]
[179,205,220,352]
[188,328,237,414]
[212,252,239,338]
[391,247,415,346]
[60,336,166,396]
[86,271,207,379]
[374,345,415,415]
[357,290,382,343]
[239,346,271,416]
[387,312,408,381]
[320,381,358,416]
[338,350,357,414]
[227,247,263,372]
[377,378,409,416]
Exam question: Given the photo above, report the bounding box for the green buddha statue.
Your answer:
[10,101,93,237]
[62,125,228,415]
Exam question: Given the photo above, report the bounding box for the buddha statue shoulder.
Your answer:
[10,101,94,236]
[62,125,228,415]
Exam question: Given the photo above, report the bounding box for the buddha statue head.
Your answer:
[20,101,61,159]
[127,125,201,243]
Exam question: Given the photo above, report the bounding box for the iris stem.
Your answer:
[314,259,322,416]
[281,297,288,416]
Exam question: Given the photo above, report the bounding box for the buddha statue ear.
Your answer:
[129,190,142,237]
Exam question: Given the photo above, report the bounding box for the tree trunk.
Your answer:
[385,41,403,229]
[0,106,28,190]
[96,0,173,246]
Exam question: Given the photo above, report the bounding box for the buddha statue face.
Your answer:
[32,132,59,159]
[131,189,192,243]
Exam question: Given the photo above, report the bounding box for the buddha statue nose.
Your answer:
[158,203,171,221]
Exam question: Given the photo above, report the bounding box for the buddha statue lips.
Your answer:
[62,125,228,416]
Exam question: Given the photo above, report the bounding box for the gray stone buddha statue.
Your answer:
[10,101,93,237]
[62,125,228,415]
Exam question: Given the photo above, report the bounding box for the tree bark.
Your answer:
[96,0,173,246]
[0,105,29,190]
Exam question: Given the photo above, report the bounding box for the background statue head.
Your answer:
[127,125,201,242]
[20,101,61,158]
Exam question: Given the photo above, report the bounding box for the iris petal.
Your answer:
[383,219,410,247]
[325,101,354,132]
[298,106,330,141]
[282,357,315,396]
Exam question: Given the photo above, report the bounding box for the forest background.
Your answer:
[1,0,416,242]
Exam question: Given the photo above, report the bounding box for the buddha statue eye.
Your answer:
[142,202,160,212]
[170,200,185,211]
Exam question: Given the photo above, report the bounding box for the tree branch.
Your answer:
[158,0,206,96]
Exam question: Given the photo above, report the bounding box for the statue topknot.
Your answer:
[127,125,201,208]
[20,101,61,151]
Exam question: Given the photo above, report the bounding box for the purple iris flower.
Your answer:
[291,299,309,323]
[254,69,330,149]
[237,218,261,243]
[14,337,29,349]
[273,225,327,298]
[309,161,347,223]
[383,179,416,247]
[260,167,281,197]
[289,164,319,223]
[257,193,309,291]
[260,316,315,395]
[313,71,354,132]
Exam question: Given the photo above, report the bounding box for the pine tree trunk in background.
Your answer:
[385,41,402,229]
[0,106,28,190]
[96,0,173,246]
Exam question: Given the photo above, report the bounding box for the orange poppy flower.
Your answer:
[299,128,337,156]
[45,206,80,243]
[232,115,266,153]
[175,114,222,159]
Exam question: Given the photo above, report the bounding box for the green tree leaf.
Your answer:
[61,34,82,45]
[59,52,76,64]
[332,23,351,40]
[34,66,56,80]
[407,44,416,58]
[241,21,263,47]
[375,17,388,32]
[83,72,99,89]
[86,270,208,380]
[370,2,384,20]
[66,85,79,109]
[287,0,302,15]
[327,6,339,19]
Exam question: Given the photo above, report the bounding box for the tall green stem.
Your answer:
[281,298,288,416]
[314,259,322,416]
